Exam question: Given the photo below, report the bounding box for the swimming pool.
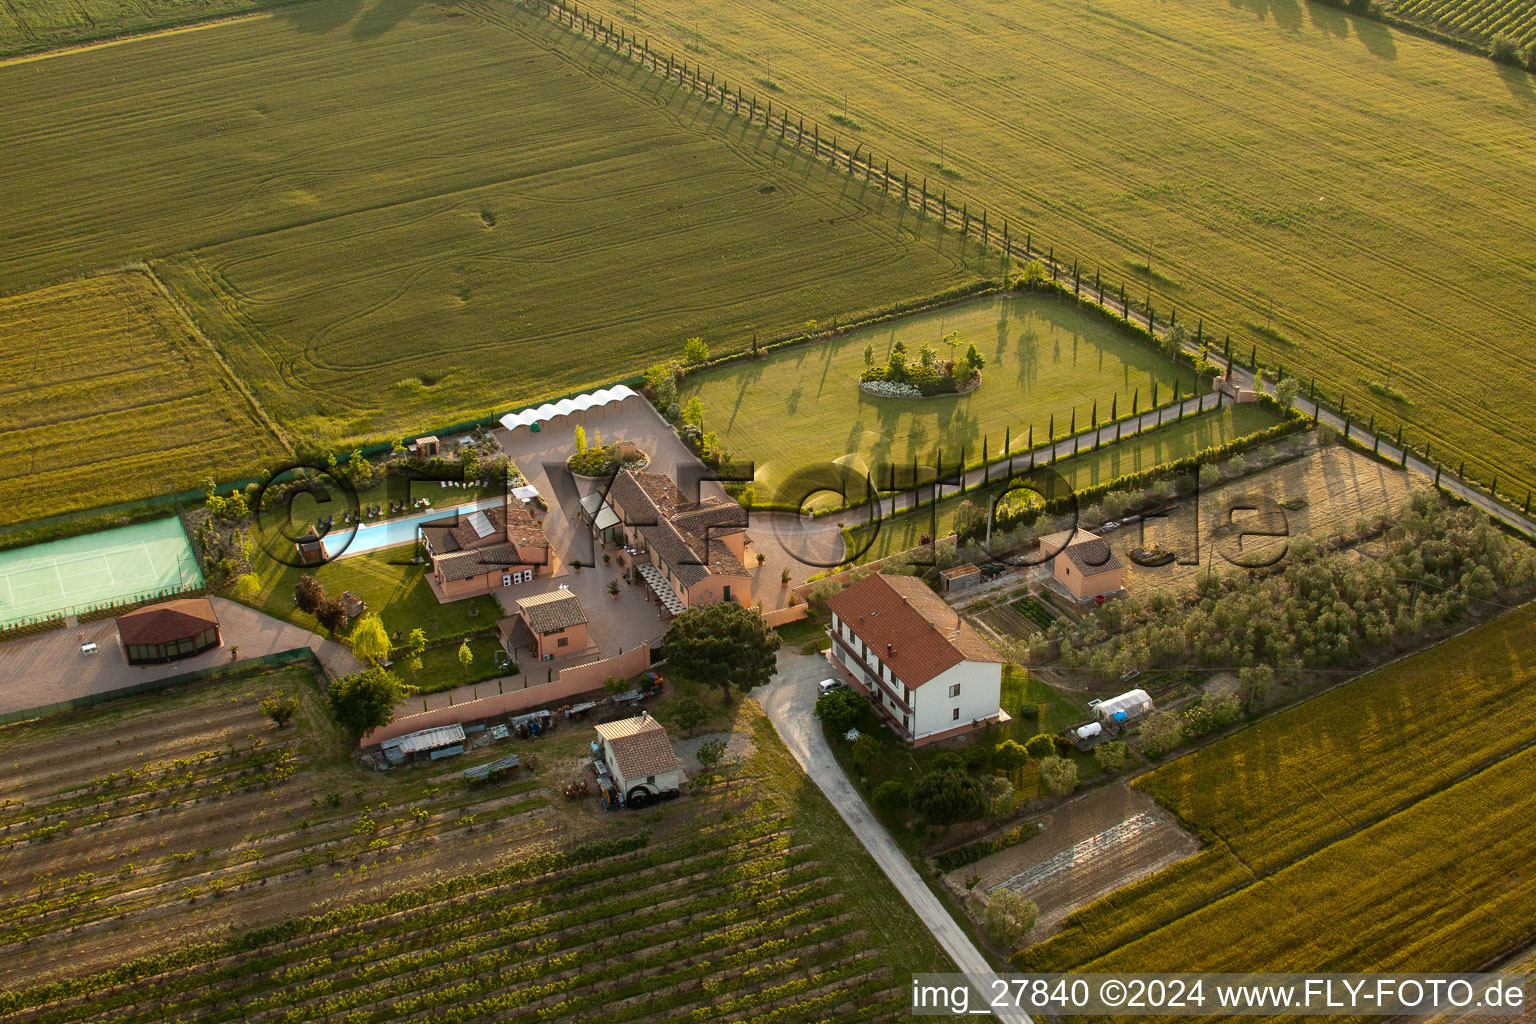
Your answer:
[324,497,506,558]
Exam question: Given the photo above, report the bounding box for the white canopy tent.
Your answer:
[498,385,639,433]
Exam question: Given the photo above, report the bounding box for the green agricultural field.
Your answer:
[846,403,1282,563]
[1388,0,1536,48]
[0,271,284,527]
[685,292,1195,500]
[0,0,983,523]
[0,0,289,56]
[618,0,1536,495]
[1019,603,1536,979]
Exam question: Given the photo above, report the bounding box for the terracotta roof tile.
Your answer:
[116,598,219,645]
[825,574,1002,688]
[517,589,587,633]
[594,716,681,779]
[1065,538,1124,577]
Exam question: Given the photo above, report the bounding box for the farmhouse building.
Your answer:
[593,714,683,806]
[585,470,753,615]
[419,504,554,602]
[824,573,1006,746]
[512,588,594,661]
[1041,529,1126,602]
[116,598,222,665]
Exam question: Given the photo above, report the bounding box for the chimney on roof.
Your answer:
[886,643,894,658]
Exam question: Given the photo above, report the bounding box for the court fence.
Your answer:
[0,647,323,727]
[0,580,208,639]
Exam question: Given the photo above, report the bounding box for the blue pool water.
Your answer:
[325,497,505,558]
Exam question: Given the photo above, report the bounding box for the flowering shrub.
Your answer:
[859,379,922,398]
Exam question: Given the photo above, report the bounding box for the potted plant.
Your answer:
[608,579,620,598]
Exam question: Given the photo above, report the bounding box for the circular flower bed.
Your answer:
[568,441,649,477]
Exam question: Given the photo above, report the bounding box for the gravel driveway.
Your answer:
[755,650,1033,1024]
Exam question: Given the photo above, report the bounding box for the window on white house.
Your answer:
[952,707,961,721]
[949,683,961,698]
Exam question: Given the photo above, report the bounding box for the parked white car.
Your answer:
[817,678,846,695]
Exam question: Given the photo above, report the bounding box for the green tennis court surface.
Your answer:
[0,517,202,627]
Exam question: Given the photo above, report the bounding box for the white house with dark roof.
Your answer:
[593,714,683,806]
[587,470,753,614]
[824,573,1007,746]
[1040,529,1126,602]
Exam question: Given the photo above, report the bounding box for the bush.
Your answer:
[911,766,986,825]
[1093,740,1130,772]
[1023,733,1056,760]
[259,693,300,728]
[1139,709,1187,756]
[813,689,865,734]
[933,822,1041,872]
[683,336,710,364]
[871,780,910,817]
[1490,34,1522,66]
[983,889,1039,947]
[1524,40,1536,71]
[1037,755,1078,796]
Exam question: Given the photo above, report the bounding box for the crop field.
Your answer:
[0,0,981,522]
[0,271,283,526]
[617,0,1536,496]
[0,662,949,1018]
[1018,603,1536,981]
[845,403,1282,563]
[686,292,1196,502]
[1388,0,1536,47]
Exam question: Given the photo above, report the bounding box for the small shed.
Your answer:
[939,563,982,593]
[1092,688,1154,725]
[294,524,327,566]
[416,435,440,457]
[593,714,682,807]
[379,723,466,765]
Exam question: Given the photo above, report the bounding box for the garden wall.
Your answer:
[363,644,652,746]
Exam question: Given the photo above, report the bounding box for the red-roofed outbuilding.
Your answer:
[116,598,221,665]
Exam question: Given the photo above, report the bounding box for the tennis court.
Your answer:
[0,517,202,627]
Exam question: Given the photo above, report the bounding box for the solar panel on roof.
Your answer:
[467,511,494,538]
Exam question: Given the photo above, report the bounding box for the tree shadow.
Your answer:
[277,0,364,35]
[1229,0,1303,33]
[352,0,423,41]
[1352,14,1398,60]
[1307,1,1349,39]
[1498,63,1536,105]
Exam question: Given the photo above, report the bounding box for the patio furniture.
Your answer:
[80,642,99,655]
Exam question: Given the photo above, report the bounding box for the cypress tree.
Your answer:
[1224,335,1231,362]
[1091,400,1097,425]
[1435,463,1442,487]
[1048,413,1055,441]
[1132,389,1139,416]
[1457,461,1464,480]
[1111,395,1117,420]
[1069,409,1076,435]
[1196,318,1203,345]
[982,436,989,484]
[1249,344,1257,369]
[1524,491,1530,515]
[1152,382,1159,406]
[1395,424,1403,447]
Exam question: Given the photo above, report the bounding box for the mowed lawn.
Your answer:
[1020,604,1536,981]
[0,0,983,461]
[846,402,1282,563]
[621,0,1536,494]
[684,292,1195,499]
[0,271,284,526]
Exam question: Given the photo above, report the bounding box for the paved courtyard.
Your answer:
[493,394,838,615]
[0,597,360,717]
